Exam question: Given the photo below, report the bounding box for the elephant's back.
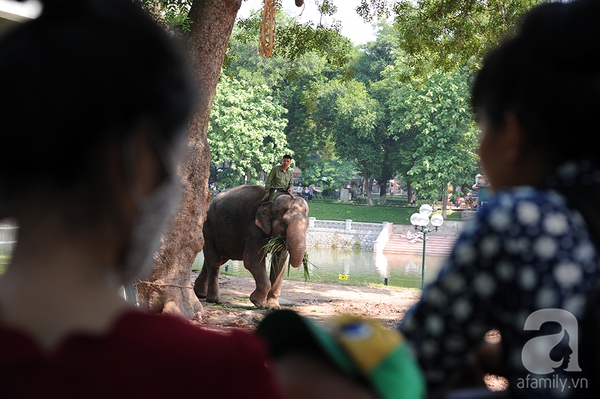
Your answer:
[204,186,265,259]
[211,186,264,208]
[207,185,265,224]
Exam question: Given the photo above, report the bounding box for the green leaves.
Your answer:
[140,0,193,32]
[393,0,542,73]
[301,158,357,189]
[214,1,484,202]
[309,78,384,183]
[227,10,355,170]
[233,9,352,68]
[387,67,479,201]
[208,74,290,188]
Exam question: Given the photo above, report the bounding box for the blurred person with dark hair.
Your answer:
[0,1,282,397]
[399,1,600,398]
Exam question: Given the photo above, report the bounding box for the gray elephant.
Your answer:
[194,185,309,309]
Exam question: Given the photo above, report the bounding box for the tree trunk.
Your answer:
[442,185,448,219]
[407,180,413,205]
[378,146,393,205]
[363,166,373,206]
[379,184,386,204]
[136,0,242,320]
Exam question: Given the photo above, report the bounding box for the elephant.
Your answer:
[194,185,309,309]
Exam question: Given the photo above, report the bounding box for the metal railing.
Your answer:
[309,218,384,233]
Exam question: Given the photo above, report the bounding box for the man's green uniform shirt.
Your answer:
[265,165,293,200]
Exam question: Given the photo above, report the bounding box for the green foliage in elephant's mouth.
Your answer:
[262,235,310,282]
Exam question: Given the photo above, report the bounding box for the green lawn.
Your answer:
[306,200,463,224]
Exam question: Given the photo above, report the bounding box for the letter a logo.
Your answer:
[521,309,581,374]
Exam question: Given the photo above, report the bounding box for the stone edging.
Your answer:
[307,218,465,251]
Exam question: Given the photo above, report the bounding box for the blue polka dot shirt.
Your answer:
[400,160,600,399]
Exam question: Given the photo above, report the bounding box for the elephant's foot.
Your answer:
[193,280,207,299]
[250,291,268,309]
[194,290,207,299]
[266,290,281,308]
[205,294,221,304]
[266,297,281,309]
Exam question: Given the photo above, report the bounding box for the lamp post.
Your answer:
[410,204,444,289]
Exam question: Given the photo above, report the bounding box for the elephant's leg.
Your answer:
[244,255,271,309]
[193,261,209,298]
[267,250,288,309]
[206,256,227,303]
[194,254,226,303]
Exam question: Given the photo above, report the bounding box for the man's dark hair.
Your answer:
[471,0,600,166]
[283,155,292,160]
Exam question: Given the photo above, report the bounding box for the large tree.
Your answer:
[393,0,541,72]
[136,0,242,318]
[226,11,353,170]
[311,79,382,205]
[136,0,349,319]
[388,67,479,215]
[353,22,403,204]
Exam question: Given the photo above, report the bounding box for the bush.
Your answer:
[321,188,334,198]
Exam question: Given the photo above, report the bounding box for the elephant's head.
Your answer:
[255,194,309,268]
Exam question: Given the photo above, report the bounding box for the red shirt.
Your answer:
[0,310,283,398]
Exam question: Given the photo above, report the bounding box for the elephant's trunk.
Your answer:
[286,219,308,268]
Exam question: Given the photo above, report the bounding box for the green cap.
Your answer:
[257,310,425,399]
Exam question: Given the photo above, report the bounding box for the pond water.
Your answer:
[192,247,447,289]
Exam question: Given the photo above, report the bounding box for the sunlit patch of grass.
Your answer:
[308,201,468,224]
[308,202,416,225]
[442,210,464,221]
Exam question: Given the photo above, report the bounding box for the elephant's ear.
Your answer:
[255,202,273,235]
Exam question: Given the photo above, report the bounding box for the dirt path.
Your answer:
[192,272,420,331]
[192,273,509,392]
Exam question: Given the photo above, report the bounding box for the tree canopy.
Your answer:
[352,0,545,73]
[131,0,543,320]
[394,0,541,73]
[209,73,290,188]
[387,67,479,202]
[218,13,483,204]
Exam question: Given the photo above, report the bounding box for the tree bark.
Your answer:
[442,184,448,218]
[407,180,413,206]
[378,145,393,205]
[136,0,242,320]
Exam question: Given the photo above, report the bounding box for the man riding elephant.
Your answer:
[195,185,309,309]
[262,154,294,201]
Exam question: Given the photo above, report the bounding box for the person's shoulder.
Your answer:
[108,311,282,398]
[113,310,267,357]
[469,186,569,234]
[488,186,567,213]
